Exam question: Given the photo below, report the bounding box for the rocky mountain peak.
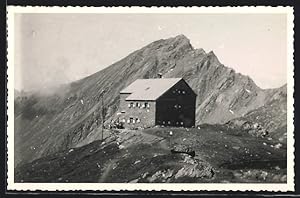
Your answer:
[206,50,221,65]
[169,34,190,42]
[163,34,194,51]
[14,34,287,167]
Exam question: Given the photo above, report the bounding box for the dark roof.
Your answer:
[120,78,182,101]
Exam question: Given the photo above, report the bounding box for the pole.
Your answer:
[101,94,104,141]
[169,131,173,149]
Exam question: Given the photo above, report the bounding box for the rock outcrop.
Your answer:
[226,84,287,142]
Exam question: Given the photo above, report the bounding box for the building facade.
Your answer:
[118,78,196,129]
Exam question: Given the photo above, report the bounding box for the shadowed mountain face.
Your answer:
[14,34,287,166]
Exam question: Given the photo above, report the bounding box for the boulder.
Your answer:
[147,169,174,183]
[175,155,214,179]
[175,162,214,179]
[171,145,195,157]
[241,121,251,130]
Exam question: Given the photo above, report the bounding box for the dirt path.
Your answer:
[98,159,118,182]
[157,139,170,150]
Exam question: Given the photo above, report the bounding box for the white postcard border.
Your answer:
[6,6,295,192]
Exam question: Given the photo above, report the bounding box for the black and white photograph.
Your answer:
[6,6,294,191]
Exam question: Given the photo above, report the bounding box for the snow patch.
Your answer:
[229,109,234,114]
[134,160,141,165]
[274,143,282,149]
[245,89,251,93]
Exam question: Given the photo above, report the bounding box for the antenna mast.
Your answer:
[100,89,106,142]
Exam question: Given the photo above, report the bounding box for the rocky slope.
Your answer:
[14,34,287,166]
[15,126,286,183]
[227,84,287,142]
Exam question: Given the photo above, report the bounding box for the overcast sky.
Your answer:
[14,13,287,91]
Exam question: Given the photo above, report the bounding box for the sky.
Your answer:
[14,13,287,91]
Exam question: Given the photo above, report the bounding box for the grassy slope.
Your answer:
[15,125,286,183]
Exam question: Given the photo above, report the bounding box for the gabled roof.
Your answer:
[120,78,182,101]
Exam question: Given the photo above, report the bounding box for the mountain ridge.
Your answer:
[14,34,287,166]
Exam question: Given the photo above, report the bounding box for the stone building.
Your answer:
[118,78,197,129]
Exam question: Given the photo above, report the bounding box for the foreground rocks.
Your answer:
[171,145,195,157]
[234,169,287,183]
[226,120,269,138]
[128,154,215,183]
[15,126,286,183]
[174,154,214,179]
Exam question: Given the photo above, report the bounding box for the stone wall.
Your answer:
[119,93,156,129]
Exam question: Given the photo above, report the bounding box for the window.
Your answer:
[130,117,133,123]
[127,119,130,123]
[174,104,182,109]
[144,102,148,108]
[167,121,171,125]
[129,102,133,108]
[180,121,184,125]
[122,119,126,123]
[162,121,166,125]
[136,102,139,107]
[136,118,140,123]
[174,89,186,95]
[128,104,131,108]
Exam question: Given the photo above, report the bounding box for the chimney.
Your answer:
[157,73,163,78]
